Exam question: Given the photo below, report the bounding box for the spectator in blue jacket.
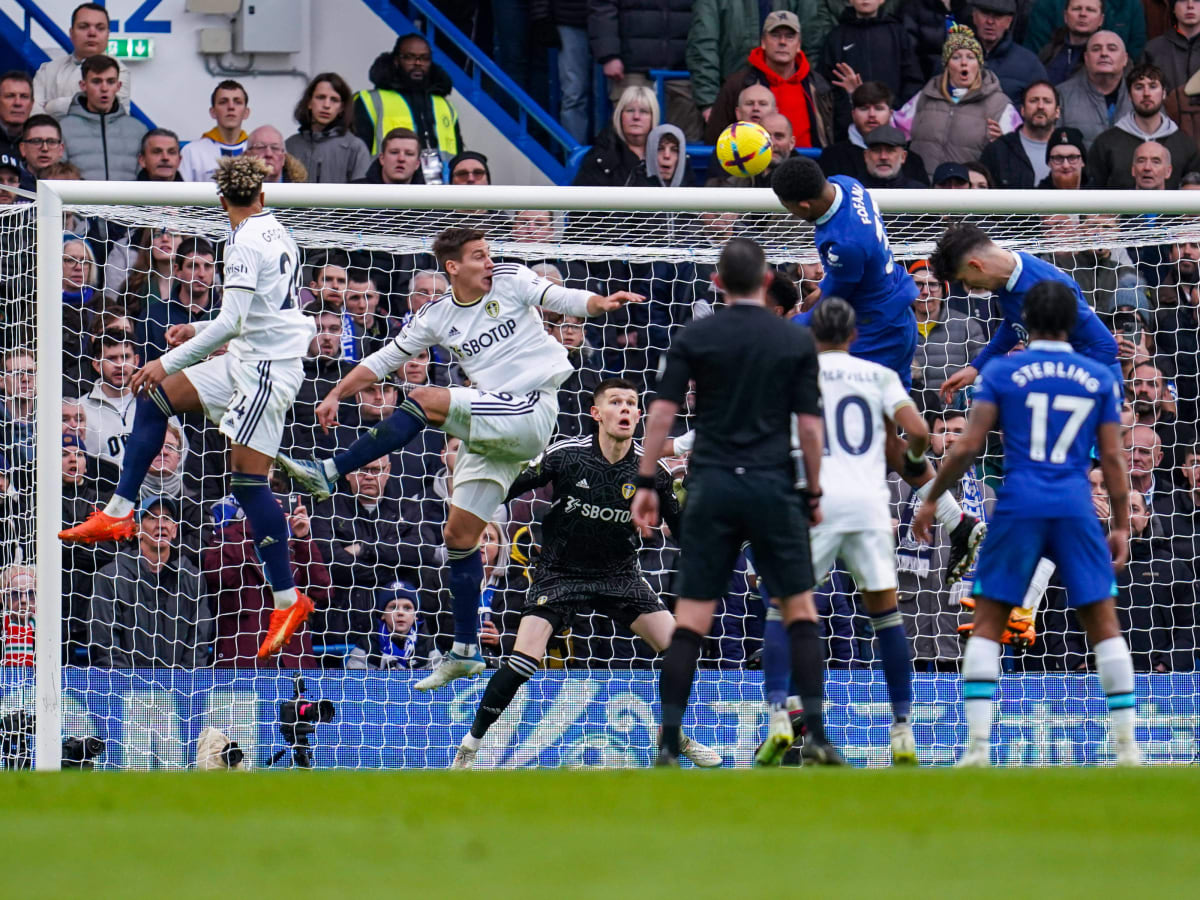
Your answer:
[971,0,1050,103]
[1025,0,1146,60]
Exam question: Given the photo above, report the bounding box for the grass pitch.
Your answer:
[3,768,1196,898]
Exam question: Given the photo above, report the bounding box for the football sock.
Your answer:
[962,636,1000,746]
[447,544,483,649]
[659,626,703,757]
[469,651,538,741]
[871,607,913,721]
[107,387,174,514]
[1095,635,1137,743]
[916,480,965,529]
[231,473,296,606]
[762,606,790,710]
[331,396,427,478]
[1021,558,1056,609]
[787,619,827,743]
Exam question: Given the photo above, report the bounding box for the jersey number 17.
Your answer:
[1025,392,1095,463]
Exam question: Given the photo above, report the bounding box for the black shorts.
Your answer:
[522,569,667,633]
[676,466,814,600]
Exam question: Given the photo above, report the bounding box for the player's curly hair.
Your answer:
[810,296,856,345]
[765,269,799,315]
[213,155,272,207]
[771,156,826,204]
[1023,280,1077,338]
[929,222,992,284]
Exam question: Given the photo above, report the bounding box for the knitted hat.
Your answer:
[942,24,984,68]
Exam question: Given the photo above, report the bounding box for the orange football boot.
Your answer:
[58,509,136,544]
[257,592,314,659]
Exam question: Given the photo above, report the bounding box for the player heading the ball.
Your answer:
[277,227,642,691]
[60,155,319,659]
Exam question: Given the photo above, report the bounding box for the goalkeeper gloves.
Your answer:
[957,597,1037,648]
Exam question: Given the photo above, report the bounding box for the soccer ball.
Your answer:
[716,121,773,178]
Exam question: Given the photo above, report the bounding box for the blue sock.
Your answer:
[447,545,482,648]
[872,607,913,721]
[332,396,427,478]
[112,388,173,504]
[231,473,295,593]
[762,607,790,709]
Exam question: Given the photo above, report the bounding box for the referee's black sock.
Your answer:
[658,627,703,757]
[468,651,538,741]
[788,619,828,743]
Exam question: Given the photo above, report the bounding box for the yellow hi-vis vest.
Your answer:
[357,89,459,156]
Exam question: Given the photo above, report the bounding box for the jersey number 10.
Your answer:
[1025,392,1095,463]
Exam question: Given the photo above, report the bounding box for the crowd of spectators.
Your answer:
[0,2,1197,677]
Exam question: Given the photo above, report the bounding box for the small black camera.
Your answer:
[266,674,336,768]
[1,711,105,769]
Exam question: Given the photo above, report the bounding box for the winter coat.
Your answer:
[555,350,603,438]
[33,52,131,117]
[529,0,589,28]
[351,156,427,186]
[1165,83,1200,141]
[687,0,819,107]
[818,128,930,184]
[819,9,924,139]
[91,546,213,668]
[809,0,904,68]
[912,306,987,412]
[1038,30,1088,85]
[1057,68,1134,148]
[1024,0,1147,59]
[1115,535,1194,671]
[1087,111,1200,188]
[1142,29,1200,92]
[901,71,1017,178]
[352,52,463,157]
[572,125,647,185]
[587,0,692,71]
[903,0,972,81]
[285,126,372,184]
[630,124,690,186]
[58,93,147,181]
[980,30,1049,103]
[705,48,833,147]
[202,519,332,668]
[143,286,220,361]
[1049,247,1138,314]
[979,130,1042,188]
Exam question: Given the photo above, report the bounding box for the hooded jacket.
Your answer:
[640,124,688,186]
[1087,110,1200,188]
[58,93,147,181]
[1143,27,1200,93]
[1058,68,1134,148]
[900,70,1017,178]
[352,51,463,157]
[285,125,372,184]
[705,47,832,147]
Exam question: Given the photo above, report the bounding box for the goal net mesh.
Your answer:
[5,195,1198,769]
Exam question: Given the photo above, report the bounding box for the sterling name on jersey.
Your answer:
[363,263,593,394]
[818,350,915,532]
[159,210,316,373]
[507,435,681,577]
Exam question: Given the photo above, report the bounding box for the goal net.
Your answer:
[8,182,1199,770]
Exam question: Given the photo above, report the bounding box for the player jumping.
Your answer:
[60,156,318,659]
[771,157,985,585]
[276,228,641,690]
[913,280,1142,767]
[449,378,721,769]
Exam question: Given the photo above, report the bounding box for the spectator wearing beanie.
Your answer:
[447,150,491,185]
[1039,126,1093,187]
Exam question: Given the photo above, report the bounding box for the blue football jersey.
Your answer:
[793,175,918,361]
[975,341,1122,518]
[972,252,1118,372]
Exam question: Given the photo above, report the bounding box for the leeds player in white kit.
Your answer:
[277,227,642,689]
[809,298,929,764]
[60,156,319,660]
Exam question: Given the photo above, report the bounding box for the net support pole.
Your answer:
[35,182,63,771]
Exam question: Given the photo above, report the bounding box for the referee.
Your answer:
[633,237,837,766]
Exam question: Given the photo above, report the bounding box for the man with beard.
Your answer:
[980,80,1061,187]
[352,33,462,164]
[1129,360,1195,475]
[1088,64,1200,188]
[858,125,925,188]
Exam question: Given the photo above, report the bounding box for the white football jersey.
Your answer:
[818,351,914,532]
[363,262,593,394]
[217,211,315,361]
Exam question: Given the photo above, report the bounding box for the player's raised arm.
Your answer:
[912,400,997,544]
[510,263,644,317]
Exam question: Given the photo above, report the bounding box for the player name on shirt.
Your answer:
[1008,359,1104,391]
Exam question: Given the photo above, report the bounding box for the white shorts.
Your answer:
[443,387,558,521]
[182,354,304,458]
[810,526,898,593]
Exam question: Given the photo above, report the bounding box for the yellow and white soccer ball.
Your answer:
[716,120,773,178]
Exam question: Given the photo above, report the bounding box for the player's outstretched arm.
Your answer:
[939,365,979,404]
[633,397,679,536]
[1097,421,1131,571]
[585,290,644,315]
[891,403,931,478]
[912,401,996,543]
[314,362,385,432]
[132,290,251,394]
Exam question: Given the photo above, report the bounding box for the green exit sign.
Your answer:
[106,38,154,59]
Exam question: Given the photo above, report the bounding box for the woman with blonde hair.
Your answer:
[893,25,1020,179]
[572,83,661,186]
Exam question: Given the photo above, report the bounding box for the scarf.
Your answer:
[377,618,420,668]
[340,311,360,362]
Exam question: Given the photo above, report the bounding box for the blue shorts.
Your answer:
[972,514,1117,608]
[852,316,918,391]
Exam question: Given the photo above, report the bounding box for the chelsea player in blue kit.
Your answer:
[772,156,985,584]
[931,222,1122,405]
[913,281,1142,768]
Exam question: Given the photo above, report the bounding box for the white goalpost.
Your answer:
[17,180,1200,770]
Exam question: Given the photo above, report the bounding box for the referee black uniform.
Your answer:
[654,303,821,601]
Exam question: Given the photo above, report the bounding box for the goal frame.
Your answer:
[32,180,1200,770]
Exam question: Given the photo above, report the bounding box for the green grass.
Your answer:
[3,769,1197,898]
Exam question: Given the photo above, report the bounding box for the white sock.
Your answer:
[1021,558,1056,609]
[273,588,298,610]
[1095,635,1137,744]
[962,637,1000,745]
[462,734,480,751]
[917,481,964,530]
[104,495,134,518]
[451,641,478,658]
[321,458,339,481]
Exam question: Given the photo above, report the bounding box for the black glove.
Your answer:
[901,450,928,479]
